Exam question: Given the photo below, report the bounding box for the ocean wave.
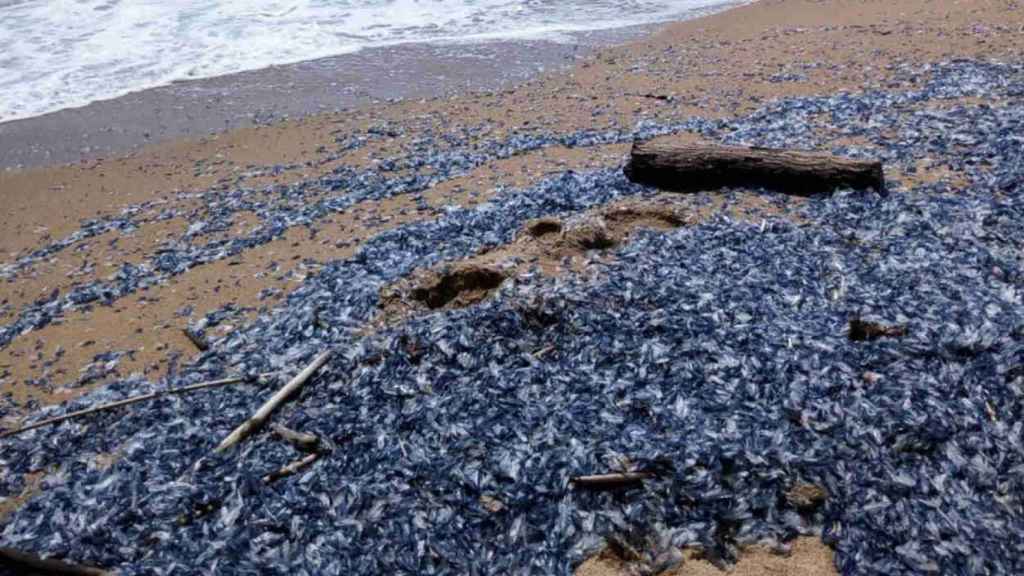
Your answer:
[0,0,738,123]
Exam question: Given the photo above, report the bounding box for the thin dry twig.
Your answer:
[570,472,653,491]
[214,351,332,453]
[532,345,556,358]
[271,424,320,452]
[1,373,277,439]
[263,452,321,483]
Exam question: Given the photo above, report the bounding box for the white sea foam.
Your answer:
[0,0,738,123]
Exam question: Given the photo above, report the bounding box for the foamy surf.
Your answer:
[0,0,740,124]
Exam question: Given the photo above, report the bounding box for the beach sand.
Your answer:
[1,0,1022,572]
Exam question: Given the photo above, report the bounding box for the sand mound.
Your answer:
[379,196,692,323]
[410,264,509,310]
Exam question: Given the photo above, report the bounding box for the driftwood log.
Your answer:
[624,140,884,195]
[0,547,111,576]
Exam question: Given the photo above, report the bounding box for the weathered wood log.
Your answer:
[214,350,331,453]
[624,140,884,195]
[0,547,111,576]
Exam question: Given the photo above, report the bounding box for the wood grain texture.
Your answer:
[624,140,884,195]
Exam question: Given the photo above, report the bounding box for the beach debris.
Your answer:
[270,423,320,452]
[263,452,321,483]
[176,498,222,527]
[214,350,331,452]
[0,372,276,439]
[624,139,885,195]
[626,92,676,102]
[570,472,653,491]
[479,495,505,513]
[0,547,111,576]
[861,371,884,385]
[182,327,210,352]
[848,318,907,341]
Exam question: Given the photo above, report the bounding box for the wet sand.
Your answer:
[0,20,703,171]
[0,39,581,170]
[1,0,1023,573]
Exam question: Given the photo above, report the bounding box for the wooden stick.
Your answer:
[624,139,884,195]
[626,92,674,102]
[532,345,556,358]
[0,547,112,576]
[848,318,907,341]
[570,472,652,491]
[271,423,320,452]
[1,373,277,439]
[214,351,332,453]
[263,452,320,483]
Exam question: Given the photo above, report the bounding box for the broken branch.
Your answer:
[1,373,277,439]
[570,472,653,491]
[214,350,332,453]
[263,452,320,483]
[271,423,320,452]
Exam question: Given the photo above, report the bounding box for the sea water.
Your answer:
[0,0,738,123]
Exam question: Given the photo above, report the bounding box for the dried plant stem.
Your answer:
[570,472,652,491]
[263,452,321,483]
[0,373,277,440]
[271,424,320,452]
[214,351,332,453]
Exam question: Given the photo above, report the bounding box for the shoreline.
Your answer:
[0,4,746,172]
[0,37,585,170]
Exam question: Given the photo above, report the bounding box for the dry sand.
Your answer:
[2,0,1023,572]
[578,537,838,576]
